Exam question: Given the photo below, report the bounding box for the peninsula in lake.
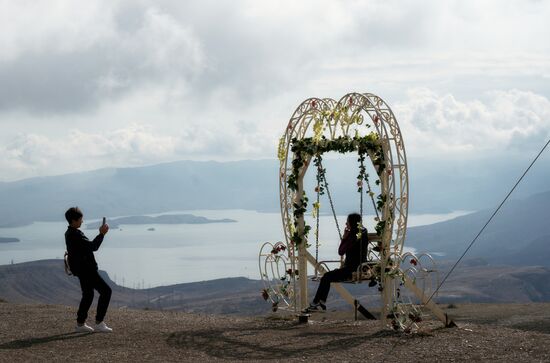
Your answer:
[85,214,236,229]
[0,237,20,243]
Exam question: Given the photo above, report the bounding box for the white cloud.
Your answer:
[125,7,204,77]
[0,1,115,63]
[0,1,205,112]
[2,88,549,181]
[397,89,550,157]
[0,122,277,181]
[1,0,550,181]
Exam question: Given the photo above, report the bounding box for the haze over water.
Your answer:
[0,209,470,287]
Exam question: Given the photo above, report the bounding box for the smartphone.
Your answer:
[102,217,106,226]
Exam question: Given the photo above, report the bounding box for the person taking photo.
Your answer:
[64,207,113,333]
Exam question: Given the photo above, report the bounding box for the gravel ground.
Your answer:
[0,302,549,362]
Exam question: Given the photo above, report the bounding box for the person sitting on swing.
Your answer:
[306,212,368,312]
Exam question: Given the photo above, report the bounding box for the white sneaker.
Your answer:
[94,321,113,333]
[75,323,94,333]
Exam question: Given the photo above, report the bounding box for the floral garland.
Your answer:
[261,242,295,312]
[287,133,387,247]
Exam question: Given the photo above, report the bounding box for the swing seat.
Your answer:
[349,263,377,282]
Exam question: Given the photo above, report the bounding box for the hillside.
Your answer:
[0,260,265,315]
[0,302,549,362]
[2,260,550,317]
[406,190,550,265]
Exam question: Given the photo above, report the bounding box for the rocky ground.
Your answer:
[0,301,549,362]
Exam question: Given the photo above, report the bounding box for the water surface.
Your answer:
[0,209,471,287]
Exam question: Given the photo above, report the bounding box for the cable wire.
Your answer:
[380,137,550,362]
[427,137,550,305]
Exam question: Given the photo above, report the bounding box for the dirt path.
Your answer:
[0,302,549,362]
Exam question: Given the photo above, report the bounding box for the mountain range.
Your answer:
[0,160,279,227]
[1,155,550,227]
[406,189,550,266]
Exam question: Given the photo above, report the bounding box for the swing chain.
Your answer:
[318,159,342,241]
[314,157,321,267]
[366,175,380,220]
[358,152,365,218]
[358,152,365,282]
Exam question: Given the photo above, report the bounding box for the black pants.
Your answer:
[76,271,112,324]
[313,267,353,304]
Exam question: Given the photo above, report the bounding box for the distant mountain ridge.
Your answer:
[407,189,550,266]
[85,214,236,229]
[0,237,19,243]
[1,156,549,227]
[0,160,280,227]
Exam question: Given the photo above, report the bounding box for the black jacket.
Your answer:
[338,227,369,271]
[65,226,104,276]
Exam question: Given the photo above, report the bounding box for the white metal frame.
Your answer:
[260,92,455,329]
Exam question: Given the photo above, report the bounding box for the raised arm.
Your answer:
[78,227,109,252]
[338,231,354,256]
[77,230,105,251]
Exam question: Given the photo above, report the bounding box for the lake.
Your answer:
[0,209,470,287]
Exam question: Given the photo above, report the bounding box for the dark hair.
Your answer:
[65,207,83,224]
[347,213,362,234]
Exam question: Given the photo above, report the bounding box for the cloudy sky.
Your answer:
[1,0,550,181]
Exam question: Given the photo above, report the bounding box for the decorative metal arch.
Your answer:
[260,92,455,329]
[278,93,409,264]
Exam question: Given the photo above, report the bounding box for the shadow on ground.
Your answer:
[0,332,92,349]
[511,319,550,335]
[166,320,411,360]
